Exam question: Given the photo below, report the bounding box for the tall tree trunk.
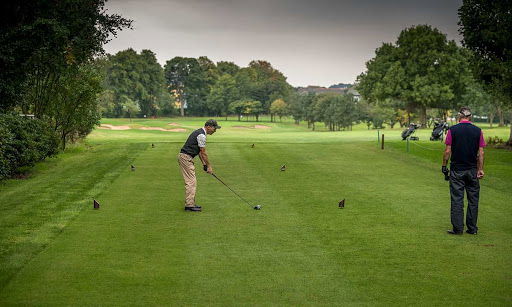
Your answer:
[419,105,427,127]
[497,106,505,126]
[489,112,494,128]
[508,113,512,146]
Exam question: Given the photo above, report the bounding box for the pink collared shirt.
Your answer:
[445,120,486,147]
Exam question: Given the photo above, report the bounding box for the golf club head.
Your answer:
[254,205,261,210]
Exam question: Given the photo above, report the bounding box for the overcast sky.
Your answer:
[104,0,463,87]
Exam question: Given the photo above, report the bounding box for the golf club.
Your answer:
[211,173,261,210]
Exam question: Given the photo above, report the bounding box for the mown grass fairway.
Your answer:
[1,118,511,305]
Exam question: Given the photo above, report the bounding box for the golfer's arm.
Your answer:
[199,147,210,167]
[442,145,451,166]
[477,147,484,171]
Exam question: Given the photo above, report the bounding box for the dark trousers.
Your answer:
[449,168,480,233]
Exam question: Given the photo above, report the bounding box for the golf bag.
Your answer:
[430,121,449,141]
[401,123,419,140]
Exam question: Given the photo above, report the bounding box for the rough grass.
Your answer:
[0,118,510,305]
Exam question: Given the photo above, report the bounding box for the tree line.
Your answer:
[97,52,294,120]
[98,22,511,138]
[1,0,511,180]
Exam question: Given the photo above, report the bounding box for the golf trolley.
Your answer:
[401,123,419,141]
[430,121,449,141]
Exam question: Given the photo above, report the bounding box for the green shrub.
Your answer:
[487,136,505,145]
[0,113,59,180]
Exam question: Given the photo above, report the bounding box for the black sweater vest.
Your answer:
[449,123,481,171]
[180,128,205,158]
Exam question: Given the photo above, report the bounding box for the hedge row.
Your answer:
[0,113,59,180]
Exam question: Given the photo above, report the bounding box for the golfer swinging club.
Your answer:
[178,119,221,212]
[442,107,485,235]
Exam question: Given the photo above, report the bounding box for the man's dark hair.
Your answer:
[204,119,221,129]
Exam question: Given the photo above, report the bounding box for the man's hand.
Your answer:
[207,166,213,174]
[442,166,449,181]
[477,170,484,179]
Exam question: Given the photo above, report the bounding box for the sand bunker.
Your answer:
[99,124,131,130]
[98,124,185,132]
[233,125,272,129]
[139,127,186,132]
[168,123,180,126]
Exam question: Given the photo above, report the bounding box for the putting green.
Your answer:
[0,118,510,305]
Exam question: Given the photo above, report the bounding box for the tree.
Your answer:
[228,101,245,121]
[157,92,177,117]
[311,94,334,130]
[462,80,497,126]
[97,89,115,117]
[217,61,240,76]
[138,50,169,117]
[102,49,168,118]
[121,96,140,121]
[357,25,473,127]
[207,74,240,119]
[458,0,512,144]
[228,100,263,121]
[0,0,132,112]
[164,57,201,116]
[239,61,293,113]
[189,56,219,115]
[310,94,360,131]
[243,100,264,122]
[270,99,289,122]
[289,92,316,126]
[50,64,102,149]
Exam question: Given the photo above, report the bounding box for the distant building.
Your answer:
[296,86,346,95]
[346,88,361,102]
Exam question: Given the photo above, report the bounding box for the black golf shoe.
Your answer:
[184,206,201,212]
[465,230,477,235]
[447,230,463,235]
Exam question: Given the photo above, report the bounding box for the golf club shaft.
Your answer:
[211,173,253,207]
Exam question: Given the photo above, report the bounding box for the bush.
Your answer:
[487,136,505,145]
[0,113,59,180]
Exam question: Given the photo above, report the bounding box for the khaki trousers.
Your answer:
[178,153,196,207]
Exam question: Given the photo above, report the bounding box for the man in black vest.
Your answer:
[442,107,485,235]
[178,119,221,212]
